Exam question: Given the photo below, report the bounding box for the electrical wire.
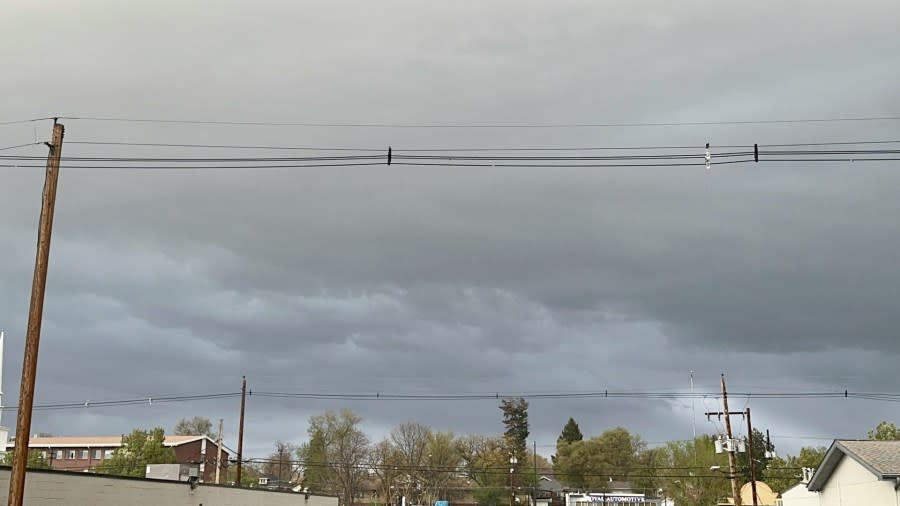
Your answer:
[52,114,900,128]
[0,142,43,152]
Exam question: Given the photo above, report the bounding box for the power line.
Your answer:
[0,142,43,152]
[52,114,900,128]
[65,140,749,151]
[0,117,54,126]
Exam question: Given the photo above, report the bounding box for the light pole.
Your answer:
[509,455,518,506]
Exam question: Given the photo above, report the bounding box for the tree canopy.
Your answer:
[868,421,900,440]
[174,416,213,436]
[95,427,176,477]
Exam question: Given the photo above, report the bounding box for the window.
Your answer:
[41,451,48,460]
[104,450,115,459]
[94,449,102,460]
[67,450,76,460]
[80,450,89,460]
[55,450,63,460]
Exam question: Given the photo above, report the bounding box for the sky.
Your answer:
[1,0,900,462]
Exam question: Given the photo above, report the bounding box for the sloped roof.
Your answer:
[808,440,900,491]
[6,434,223,450]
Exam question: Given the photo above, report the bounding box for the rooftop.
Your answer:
[808,440,900,491]
[6,434,218,449]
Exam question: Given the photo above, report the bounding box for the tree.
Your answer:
[370,439,404,506]
[391,421,432,504]
[500,397,529,462]
[95,427,176,477]
[764,446,827,494]
[553,418,583,465]
[736,428,770,484]
[2,449,50,469]
[263,441,298,485]
[868,421,900,440]
[558,418,583,445]
[553,427,644,490]
[300,409,370,506]
[422,431,461,503]
[174,416,213,436]
[456,435,508,488]
[228,460,262,487]
[662,435,730,506]
[300,427,332,493]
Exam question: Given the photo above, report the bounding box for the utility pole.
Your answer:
[236,376,247,486]
[720,374,741,506]
[215,418,224,484]
[746,408,758,506]
[8,120,64,506]
[532,441,537,506]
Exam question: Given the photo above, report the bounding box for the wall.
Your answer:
[171,439,229,482]
[0,467,339,506]
[817,456,899,506]
[780,483,820,506]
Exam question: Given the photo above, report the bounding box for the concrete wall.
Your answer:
[817,456,899,506]
[0,467,339,506]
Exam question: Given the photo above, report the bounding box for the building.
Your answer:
[564,482,668,506]
[717,481,778,505]
[802,439,900,505]
[4,434,230,483]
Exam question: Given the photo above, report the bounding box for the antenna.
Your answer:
[690,370,696,438]
[0,330,4,426]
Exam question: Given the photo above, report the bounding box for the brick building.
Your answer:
[4,434,230,483]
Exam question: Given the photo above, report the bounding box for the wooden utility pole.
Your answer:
[236,376,246,486]
[215,418,224,484]
[746,408,759,506]
[721,374,741,506]
[8,120,64,506]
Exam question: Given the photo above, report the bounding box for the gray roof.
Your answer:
[808,440,900,491]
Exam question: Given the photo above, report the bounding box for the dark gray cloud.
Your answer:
[2,0,900,459]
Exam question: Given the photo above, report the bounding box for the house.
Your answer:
[802,440,900,505]
[4,434,230,483]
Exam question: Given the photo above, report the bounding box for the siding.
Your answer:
[818,455,899,506]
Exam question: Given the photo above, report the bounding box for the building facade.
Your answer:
[4,434,230,483]
[800,440,900,506]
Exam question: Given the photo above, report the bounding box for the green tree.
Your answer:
[559,418,583,444]
[764,446,827,494]
[553,427,644,490]
[500,397,529,460]
[868,421,900,440]
[472,488,504,506]
[174,416,213,436]
[300,427,331,492]
[736,428,770,484]
[95,427,176,477]
[228,461,262,487]
[2,449,50,469]
[662,435,730,506]
[300,409,370,506]
[456,435,508,488]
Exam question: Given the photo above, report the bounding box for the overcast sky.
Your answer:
[2,0,900,461]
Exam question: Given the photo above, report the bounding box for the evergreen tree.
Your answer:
[558,418,583,444]
[500,397,529,460]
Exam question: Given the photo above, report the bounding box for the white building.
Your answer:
[799,440,900,505]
